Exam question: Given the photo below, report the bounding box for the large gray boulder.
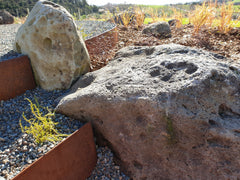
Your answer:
[56,44,240,179]
[0,10,14,24]
[14,1,90,90]
[142,21,171,38]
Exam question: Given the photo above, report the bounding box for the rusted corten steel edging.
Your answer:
[0,56,36,101]
[12,123,97,180]
[85,26,118,56]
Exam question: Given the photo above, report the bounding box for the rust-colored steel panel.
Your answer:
[85,26,118,56]
[13,123,97,180]
[85,26,118,71]
[0,56,36,101]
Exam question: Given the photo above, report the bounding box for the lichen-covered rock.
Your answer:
[0,10,14,24]
[142,21,171,38]
[56,44,240,179]
[14,0,90,90]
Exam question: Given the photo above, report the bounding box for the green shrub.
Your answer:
[19,98,69,144]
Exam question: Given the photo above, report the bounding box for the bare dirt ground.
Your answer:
[90,24,240,71]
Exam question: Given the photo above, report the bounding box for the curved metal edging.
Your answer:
[85,25,118,56]
[0,55,36,101]
[12,123,97,180]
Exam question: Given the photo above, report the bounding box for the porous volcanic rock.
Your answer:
[142,21,171,39]
[0,10,14,24]
[56,44,240,179]
[14,1,90,90]
[168,19,180,27]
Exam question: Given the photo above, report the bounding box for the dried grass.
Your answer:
[217,2,234,33]
[147,7,159,23]
[134,7,145,28]
[172,8,183,28]
[189,1,216,34]
[122,11,134,27]
[14,16,27,24]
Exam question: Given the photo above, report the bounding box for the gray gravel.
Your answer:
[88,147,130,180]
[0,24,22,61]
[0,21,116,62]
[0,88,83,179]
[76,20,116,40]
[0,87,129,180]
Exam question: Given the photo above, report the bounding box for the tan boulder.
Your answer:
[14,0,90,90]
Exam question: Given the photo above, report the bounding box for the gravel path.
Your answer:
[0,21,129,180]
[0,24,22,61]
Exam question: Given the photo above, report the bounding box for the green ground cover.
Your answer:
[144,17,240,27]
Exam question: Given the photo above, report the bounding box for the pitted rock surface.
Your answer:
[14,0,90,90]
[56,44,240,179]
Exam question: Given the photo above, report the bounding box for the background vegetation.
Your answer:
[0,0,98,17]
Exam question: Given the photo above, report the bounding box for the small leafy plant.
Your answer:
[19,98,69,144]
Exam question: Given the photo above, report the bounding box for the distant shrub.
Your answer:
[189,1,216,34]
[134,7,145,28]
[19,98,69,144]
[14,16,27,24]
[121,10,134,27]
[172,8,183,28]
[147,7,159,23]
[160,10,167,22]
[217,2,234,33]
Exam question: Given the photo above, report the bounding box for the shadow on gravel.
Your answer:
[0,50,23,62]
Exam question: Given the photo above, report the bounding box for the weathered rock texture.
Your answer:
[0,10,14,24]
[14,0,90,90]
[142,21,171,39]
[56,44,240,179]
[168,19,180,27]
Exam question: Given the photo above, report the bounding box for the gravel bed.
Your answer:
[0,88,83,179]
[88,147,130,180]
[0,21,115,62]
[76,20,116,40]
[0,87,129,180]
[0,24,22,61]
